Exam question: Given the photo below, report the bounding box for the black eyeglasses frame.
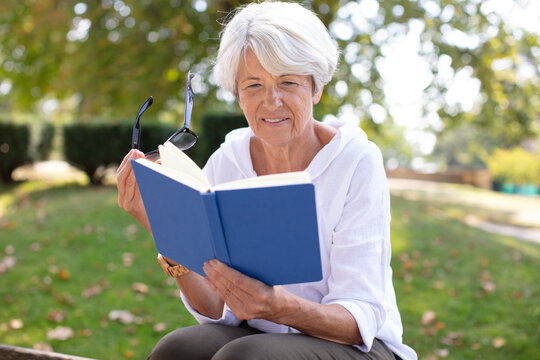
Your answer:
[132,71,198,161]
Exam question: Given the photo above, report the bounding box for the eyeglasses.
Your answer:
[132,71,198,161]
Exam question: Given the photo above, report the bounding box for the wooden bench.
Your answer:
[0,344,95,360]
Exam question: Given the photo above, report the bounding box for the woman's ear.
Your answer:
[312,86,323,105]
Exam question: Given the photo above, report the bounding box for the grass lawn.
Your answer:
[0,179,539,359]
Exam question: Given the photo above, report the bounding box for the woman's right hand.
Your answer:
[116,149,151,232]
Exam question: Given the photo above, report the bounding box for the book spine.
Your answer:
[201,193,231,266]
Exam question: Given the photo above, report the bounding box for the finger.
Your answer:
[204,260,262,298]
[117,150,136,175]
[117,149,145,177]
[117,150,144,205]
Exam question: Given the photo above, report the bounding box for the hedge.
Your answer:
[0,123,30,182]
[1,114,248,184]
[63,122,180,184]
[61,114,247,184]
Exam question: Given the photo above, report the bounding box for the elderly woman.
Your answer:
[117,2,416,360]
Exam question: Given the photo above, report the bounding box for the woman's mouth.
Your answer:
[263,118,288,124]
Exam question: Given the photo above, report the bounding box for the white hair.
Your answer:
[213,1,339,97]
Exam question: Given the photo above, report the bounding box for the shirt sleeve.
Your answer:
[321,143,392,352]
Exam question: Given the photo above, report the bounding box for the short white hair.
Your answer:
[213,1,339,97]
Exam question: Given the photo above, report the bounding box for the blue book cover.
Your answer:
[131,158,322,285]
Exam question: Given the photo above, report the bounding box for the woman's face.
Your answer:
[237,49,322,148]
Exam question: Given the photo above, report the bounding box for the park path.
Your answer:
[464,217,540,244]
[388,178,540,244]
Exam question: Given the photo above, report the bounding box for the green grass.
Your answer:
[0,180,539,359]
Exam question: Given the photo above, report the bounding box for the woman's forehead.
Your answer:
[238,49,309,83]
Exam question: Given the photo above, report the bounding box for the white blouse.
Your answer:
[179,120,417,360]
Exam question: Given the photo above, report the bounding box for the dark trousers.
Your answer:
[147,322,398,360]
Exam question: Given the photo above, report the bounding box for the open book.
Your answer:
[131,142,322,285]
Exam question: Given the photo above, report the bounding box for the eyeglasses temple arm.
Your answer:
[184,72,194,128]
[132,96,153,149]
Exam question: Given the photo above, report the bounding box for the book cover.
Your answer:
[131,154,322,285]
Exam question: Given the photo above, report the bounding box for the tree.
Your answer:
[0,0,538,147]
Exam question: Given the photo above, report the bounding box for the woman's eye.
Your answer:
[282,81,296,86]
[247,83,260,89]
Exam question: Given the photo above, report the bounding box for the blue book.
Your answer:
[130,142,322,285]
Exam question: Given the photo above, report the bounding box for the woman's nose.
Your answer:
[264,86,283,108]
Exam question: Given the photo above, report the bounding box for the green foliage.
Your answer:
[1,0,538,146]
[0,122,30,182]
[486,147,540,185]
[63,122,179,184]
[429,122,497,168]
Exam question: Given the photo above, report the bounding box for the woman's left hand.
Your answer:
[203,259,286,321]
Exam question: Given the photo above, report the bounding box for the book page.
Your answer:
[159,141,211,190]
[213,171,311,191]
[134,158,208,192]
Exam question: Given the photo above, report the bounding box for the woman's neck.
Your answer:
[250,121,337,176]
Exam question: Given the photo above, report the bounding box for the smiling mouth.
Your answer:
[263,118,288,123]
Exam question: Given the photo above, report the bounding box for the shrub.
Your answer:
[486,147,540,186]
[63,122,179,184]
[0,123,30,182]
[61,115,246,184]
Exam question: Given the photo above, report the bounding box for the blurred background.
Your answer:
[0,0,539,359]
[0,0,539,188]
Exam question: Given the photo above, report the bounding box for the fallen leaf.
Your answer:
[132,282,149,294]
[480,258,489,267]
[492,337,506,348]
[0,256,16,273]
[58,269,70,280]
[30,243,41,252]
[471,343,481,350]
[153,322,167,332]
[435,321,445,331]
[82,284,102,299]
[109,310,140,324]
[33,343,53,352]
[402,261,414,271]
[435,348,449,358]
[47,326,74,341]
[482,281,496,293]
[421,310,437,326]
[84,224,94,235]
[9,319,23,330]
[433,281,445,290]
[124,224,138,236]
[47,310,67,323]
[123,253,135,267]
[123,350,134,358]
[78,329,92,337]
